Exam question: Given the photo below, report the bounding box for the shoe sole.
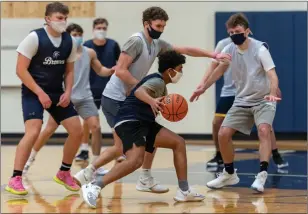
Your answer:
[136,185,169,194]
[5,186,28,195]
[53,176,80,192]
[173,196,205,202]
[251,186,264,193]
[206,177,240,189]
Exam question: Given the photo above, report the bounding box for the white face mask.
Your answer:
[93,30,107,40]
[49,20,67,33]
[169,69,183,83]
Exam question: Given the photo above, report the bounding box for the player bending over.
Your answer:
[80,50,205,208]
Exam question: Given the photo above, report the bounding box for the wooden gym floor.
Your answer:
[1,141,307,213]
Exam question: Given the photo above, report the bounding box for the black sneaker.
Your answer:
[272,154,289,168]
[75,150,89,161]
[206,154,223,167]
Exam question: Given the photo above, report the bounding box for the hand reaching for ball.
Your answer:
[150,97,165,117]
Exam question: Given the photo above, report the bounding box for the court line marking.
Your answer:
[151,170,308,178]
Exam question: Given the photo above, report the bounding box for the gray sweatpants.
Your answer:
[222,101,276,135]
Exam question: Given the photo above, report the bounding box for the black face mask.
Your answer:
[230,33,246,45]
[147,25,162,39]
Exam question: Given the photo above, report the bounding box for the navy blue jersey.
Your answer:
[83,39,120,95]
[115,73,163,123]
[23,28,72,96]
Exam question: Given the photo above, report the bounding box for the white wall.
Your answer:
[1,1,306,134]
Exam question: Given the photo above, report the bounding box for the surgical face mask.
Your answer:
[93,30,107,40]
[169,69,183,83]
[73,36,83,47]
[49,20,67,33]
[147,25,162,39]
[230,33,247,45]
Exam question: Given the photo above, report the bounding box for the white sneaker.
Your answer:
[206,169,240,189]
[23,156,35,174]
[81,183,101,209]
[95,167,109,176]
[251,171,267,193]
[173,187,205,202]
[136,176,169,193]
[73,165,95,186]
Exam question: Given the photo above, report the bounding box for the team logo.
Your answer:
[43,51,65,65]
[53,51,60,59]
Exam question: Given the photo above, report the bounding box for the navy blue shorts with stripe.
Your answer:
[215,96,235,117]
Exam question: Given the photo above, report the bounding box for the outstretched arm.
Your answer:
[89,48,114,76]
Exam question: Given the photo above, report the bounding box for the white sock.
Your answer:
[92,155,99,163]
[140,169,151,179]
[80,143,89,151]
[29,149,37,159]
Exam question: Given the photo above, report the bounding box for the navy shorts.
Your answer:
[101,95,124,128]
[115,121,163,154]
[215,96,235,117]
[22,94,78,125]
[93,94,102,110]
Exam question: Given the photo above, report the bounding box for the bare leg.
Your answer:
[102,145,145,186]
[85,116,102,157]
[218,127,237,164]
[33,116,59,152]
[14,119,42,171]
[61,116,83,165]
[257,124,272,163]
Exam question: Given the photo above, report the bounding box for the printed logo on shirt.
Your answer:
[43,51,65,65]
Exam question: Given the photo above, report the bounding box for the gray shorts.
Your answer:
[101,95,124,128]
[222,101,276,135]
[72,99,98,120]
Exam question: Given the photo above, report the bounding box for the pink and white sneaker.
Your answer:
[53,170,80,191]
[5,176,28,195]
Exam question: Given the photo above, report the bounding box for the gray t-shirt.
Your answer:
[141,75,168,98]
[103,32,172,101]
[221,38,275,106]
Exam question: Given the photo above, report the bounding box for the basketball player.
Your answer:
[5,2,81,195]
[73,6,231,194]
[81,50,205,208]
[191,37,288,169]
[75,18,121,163]
[193,13,281,193]
[22,23,114,176]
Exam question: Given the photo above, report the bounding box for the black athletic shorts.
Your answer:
[215,96,235,117]
[115,121,163,154]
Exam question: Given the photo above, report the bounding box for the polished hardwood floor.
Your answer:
[1,142,307,213]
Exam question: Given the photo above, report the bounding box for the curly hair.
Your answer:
[66,23,83,34]
[142,6,169,25]
[158,50,186,73]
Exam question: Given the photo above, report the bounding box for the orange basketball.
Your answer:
[161,94,188,122]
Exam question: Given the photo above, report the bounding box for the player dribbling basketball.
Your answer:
[80,50,205,208]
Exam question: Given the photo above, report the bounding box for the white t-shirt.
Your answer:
[16,27,77,62]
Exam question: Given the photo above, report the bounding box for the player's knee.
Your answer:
[68,123,83,139]
[89,122,101,133]
[258,124,271,139]
[175,136,186,150]
[132,156,144,170]
[25,127,41,142]
[218,127,230,143]
[213,117,223,129]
